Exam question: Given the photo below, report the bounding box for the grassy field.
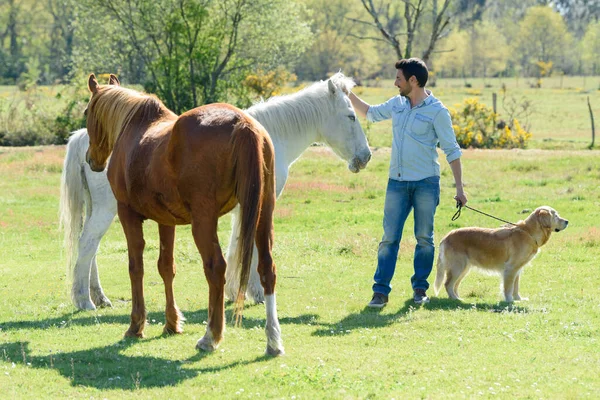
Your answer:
[354,75,600,150]
[0,143,599,398]
[2,75,599,148]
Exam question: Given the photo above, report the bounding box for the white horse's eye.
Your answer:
[349,115,356,122]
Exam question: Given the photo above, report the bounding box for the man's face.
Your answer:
[394,70,412,96]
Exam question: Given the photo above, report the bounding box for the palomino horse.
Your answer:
[84,74,283,355]
[60,72,370,309]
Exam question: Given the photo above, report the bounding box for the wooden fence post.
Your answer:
[588,96,595,149]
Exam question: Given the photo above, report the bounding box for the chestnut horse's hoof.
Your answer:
[196,337,218,352]
[163,325,183,335]
[124,329,144,338]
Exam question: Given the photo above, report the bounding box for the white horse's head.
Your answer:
[320,73,371,173]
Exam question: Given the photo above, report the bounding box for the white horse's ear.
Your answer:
[109,74,120,86]
[327,79,338,96]
[88,74,99,94]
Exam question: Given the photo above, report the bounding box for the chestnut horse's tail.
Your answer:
[230,121,267,323]
[59,129,89,284]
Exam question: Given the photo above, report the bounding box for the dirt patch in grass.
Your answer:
[0,146,65,174]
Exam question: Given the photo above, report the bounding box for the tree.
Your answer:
[74,0,312,112]
[434,30,469,78]
[295,0,382,80]
[356,0,452,66]
[581,21,600,75]
[0,0,25,82]
[469,21,509,79]
[515,6,572,77]
[47,0,76,82]
[552,0,600,39]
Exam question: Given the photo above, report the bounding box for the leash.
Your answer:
[452,202,517,226]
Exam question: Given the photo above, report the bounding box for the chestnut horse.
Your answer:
[84,74,283,355]
[60,72,370,310]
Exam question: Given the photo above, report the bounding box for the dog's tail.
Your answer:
[433,241,446,295]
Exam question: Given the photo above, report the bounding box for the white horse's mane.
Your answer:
[247,72,356,141]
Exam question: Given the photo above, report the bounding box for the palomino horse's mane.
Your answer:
[87,85,173,154]
[246,72,356,141]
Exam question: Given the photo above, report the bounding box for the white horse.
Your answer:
[59,73,371,310]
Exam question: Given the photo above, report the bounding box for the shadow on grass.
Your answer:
[1,338,275,390]
[311,296,532,337]
[0,307,320,333]
[0,304,319,390]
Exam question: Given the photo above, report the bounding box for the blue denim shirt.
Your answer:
[367,91,462,181]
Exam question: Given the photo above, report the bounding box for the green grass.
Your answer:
[0,144,599,398]
[352,75,600,150]
[3,75,600,148]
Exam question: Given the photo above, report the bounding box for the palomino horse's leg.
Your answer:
[192,214,226,352]
[255,191,284,356]
[225,207,265,304]
[117,203,147,338]
[157,224,184,334]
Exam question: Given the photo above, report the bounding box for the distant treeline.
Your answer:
[1,0,599,104]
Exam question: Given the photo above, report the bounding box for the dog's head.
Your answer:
[535,206,569,232]
[525,206,568,246]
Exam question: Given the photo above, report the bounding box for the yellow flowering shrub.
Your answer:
[449,97,531,149]
[243,67,297,99]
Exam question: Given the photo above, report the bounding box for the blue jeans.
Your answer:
[373,177,440,296]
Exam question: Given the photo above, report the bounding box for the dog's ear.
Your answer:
[537,209,552,230]
[535,208,554,246]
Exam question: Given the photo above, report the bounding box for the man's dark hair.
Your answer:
[395,58,428,88]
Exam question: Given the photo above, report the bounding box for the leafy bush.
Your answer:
[449,97,531,149]
[50,89,88,145]
[0,85,87,146]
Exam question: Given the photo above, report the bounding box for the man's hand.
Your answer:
[454,192,468,207]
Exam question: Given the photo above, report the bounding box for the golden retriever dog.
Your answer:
[434,206,568,302]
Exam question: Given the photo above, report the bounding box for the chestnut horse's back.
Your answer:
[168,103,276,316]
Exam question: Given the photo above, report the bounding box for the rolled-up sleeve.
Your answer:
[434,108,462,163]
[366,96,397,123]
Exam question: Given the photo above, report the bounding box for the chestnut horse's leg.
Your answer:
[191,214,226,352]
[255,178,284,356]
[118,203,147,338]
[157,224,184,334]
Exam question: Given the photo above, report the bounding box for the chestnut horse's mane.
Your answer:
[87,85,174,154]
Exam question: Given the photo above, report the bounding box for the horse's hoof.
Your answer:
[266,345,285,357]
[249,292,265,304]
[163,325,183,335]
[96,298,113,308]
[196,338,218,352]
[124,329,144,338]
[74,298,97,311]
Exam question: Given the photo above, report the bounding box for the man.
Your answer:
[349,58,468,307]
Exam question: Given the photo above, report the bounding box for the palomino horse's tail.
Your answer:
[59,129,89,283]
[230,121,269,323]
